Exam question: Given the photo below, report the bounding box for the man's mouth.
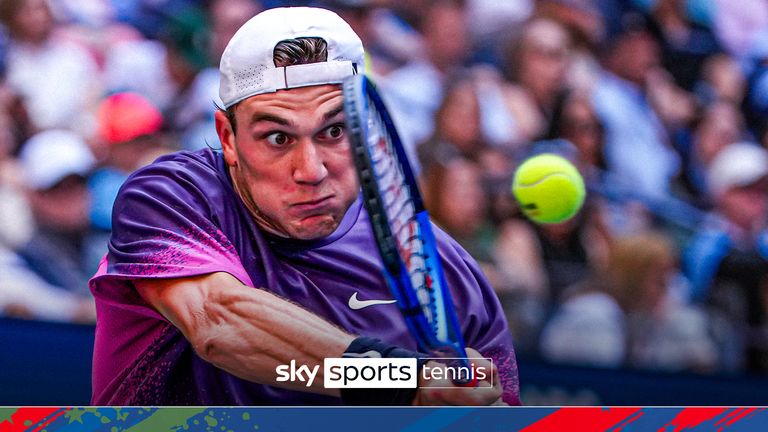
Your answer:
[289,195,335,214]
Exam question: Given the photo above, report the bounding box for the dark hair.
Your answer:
[220,37,329,134]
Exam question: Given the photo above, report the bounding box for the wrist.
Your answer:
[339,336,426,406]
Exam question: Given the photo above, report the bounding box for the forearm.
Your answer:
[137,272,354,396]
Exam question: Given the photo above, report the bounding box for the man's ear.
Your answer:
[215,110,237,167]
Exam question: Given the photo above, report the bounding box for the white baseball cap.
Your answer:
[707,142,768,197]
[219,7,365,108]
[19,130,95,190]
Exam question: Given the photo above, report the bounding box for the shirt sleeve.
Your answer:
[435,225,521,405]
[89,158,254,316]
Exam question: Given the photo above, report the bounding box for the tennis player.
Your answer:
[89,7,519,406]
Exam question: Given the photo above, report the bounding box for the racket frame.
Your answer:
[342,75,470,366]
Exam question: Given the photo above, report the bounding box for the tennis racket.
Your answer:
[342,74,472,376]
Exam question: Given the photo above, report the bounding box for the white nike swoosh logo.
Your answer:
[348,292,397,310]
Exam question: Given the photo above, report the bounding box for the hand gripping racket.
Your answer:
[342,74,473,380]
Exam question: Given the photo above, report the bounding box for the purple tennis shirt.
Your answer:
[89,148,520,405]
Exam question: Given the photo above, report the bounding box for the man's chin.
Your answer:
[288,215,339,240]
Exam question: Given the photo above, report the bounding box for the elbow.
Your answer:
[189,304,228,364]
[191,332,220,364]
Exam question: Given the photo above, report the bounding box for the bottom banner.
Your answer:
[0,407,766,432]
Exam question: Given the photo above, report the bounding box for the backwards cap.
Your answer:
[219,7,364,108]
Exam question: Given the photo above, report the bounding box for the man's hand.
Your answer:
[412,348,504,406]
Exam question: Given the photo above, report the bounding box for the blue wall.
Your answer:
[0,317,766,405]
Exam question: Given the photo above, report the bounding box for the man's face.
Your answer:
[216,85,359,240]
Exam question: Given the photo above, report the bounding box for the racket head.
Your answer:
[342,74,468,363]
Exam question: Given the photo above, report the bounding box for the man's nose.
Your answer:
[292,139,328,185]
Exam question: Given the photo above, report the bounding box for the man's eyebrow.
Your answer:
[249,113,291,126]
[323,105,344,122]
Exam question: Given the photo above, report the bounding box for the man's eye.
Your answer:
[320,124,345,140]
[329,125,344,138]
[266,132,289,146]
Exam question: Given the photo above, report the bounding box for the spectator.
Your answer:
[88,92,166,232]
[541,232,718,372]
[208,0,261,64]
[0,113,94,323]
[592,13,681,199]
[679,101,747,206]
[157,5,219,150]
[0,233,97,323]
[684,142,768,372]
[466,0,533,65]
[694,53,746,105]
[536,0,605,53]
[16,130,99,298]
[382,0,471,160]
[650,0,721,91]
[502,17,572,125]
[417,70,523,177]
[547,90,606,176]
[0,0,102,134]
[493,147,611,354]
[422,157,498,277]
[321,0,404,76]
[496,201,609,306]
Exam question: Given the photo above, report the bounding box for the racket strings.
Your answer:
[367,102,438,325]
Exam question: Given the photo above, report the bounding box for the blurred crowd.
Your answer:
[1,0,768,377]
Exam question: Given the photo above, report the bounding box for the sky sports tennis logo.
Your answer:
[275,358,493,388]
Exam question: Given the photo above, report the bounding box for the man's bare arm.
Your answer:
[135,271,354,396]
[135,271,502,405]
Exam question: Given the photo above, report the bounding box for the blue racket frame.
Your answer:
[343,75,470,368]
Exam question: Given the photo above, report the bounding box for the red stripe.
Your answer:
[659,408,729,432]
[716,408,765,430]
[0,408,59,432]
[29,408,69,432]
[522,408,643,432]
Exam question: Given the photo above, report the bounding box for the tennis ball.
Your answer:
[512,153,585,224]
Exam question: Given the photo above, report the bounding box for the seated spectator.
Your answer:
[16,130,99,298]
[684,141,768,372]
[678,101,748,206]
[591,13,681,199]
[694,53,746,105]
[88,92,166,231]
[0,32,94,322]
[541,232,718,372]
[0,0,102,134]
[208,0,262,65]
[650,0,721,91]
[417,69,534,179]
[157,5,219,151]
[494,145,611,354]
[0,241,96,322]
[495,199,609,306]
[381,0,471,159]
[501,17,572,125]
[546,90,606,177]
[321,0,406,76]
[422,157,499,280]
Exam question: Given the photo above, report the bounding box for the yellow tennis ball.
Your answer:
[512,153,586,224]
